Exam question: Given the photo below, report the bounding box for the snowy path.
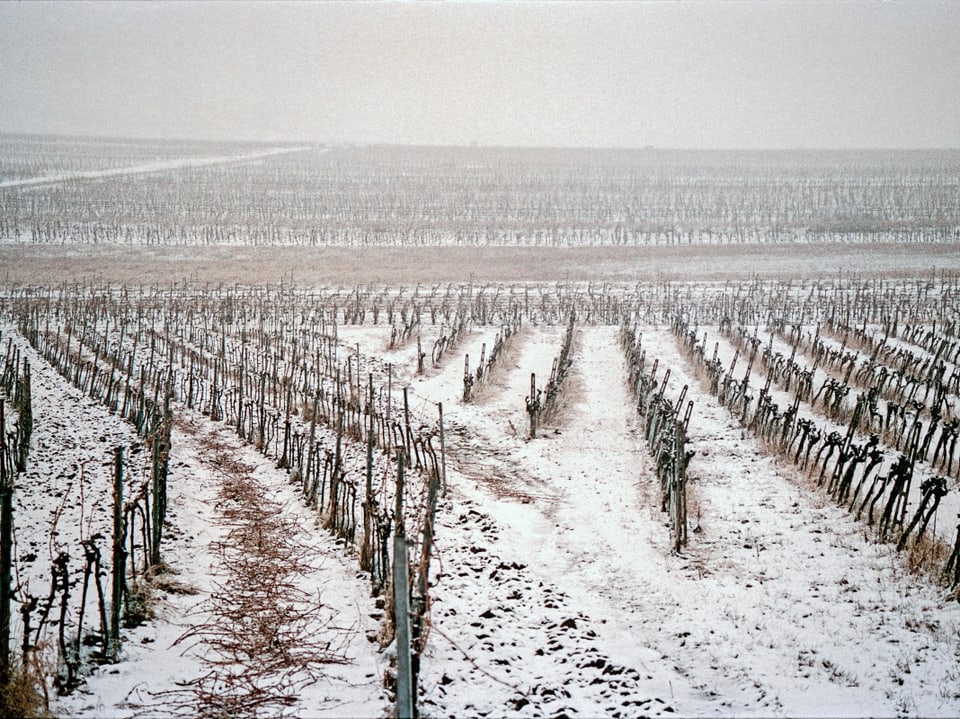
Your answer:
[0,146,311,189]
[51,412,388,717]
[419,324,960,717]
[419,326,701,716]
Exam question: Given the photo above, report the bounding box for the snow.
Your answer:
[51,412,389,718]
[3,307,959,717]
[1,322,387,718]
[0,146,312,189]
[3,135,959,717]
[415,325,960,717]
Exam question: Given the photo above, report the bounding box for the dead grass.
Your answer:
[0,648,53,719]
[467,325,527,405]
[904,531,952,581]
[687,488,704,537]
[149,567,199,597]
[542,346,583,428]
[154,425,352,717]
[5,242,959,287]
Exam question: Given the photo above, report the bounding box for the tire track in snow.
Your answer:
[0,146,313,189]
[420,326,702,717]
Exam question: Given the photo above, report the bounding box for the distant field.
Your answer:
[2,137,959,249]
[2,241,960,286]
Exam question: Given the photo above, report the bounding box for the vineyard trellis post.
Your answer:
[387,363,393,453]
[109,446,125,662]
[672,427,686,552]
[438,401,447,495]
[527,373,540,439]
[410,443,441,713]
[393,452,414,718]
[362,374,375,572]
[403,387,412,468]
[0,401,11,684]
[149,406,171,568]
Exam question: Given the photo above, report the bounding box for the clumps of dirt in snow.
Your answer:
[418,497,677,718]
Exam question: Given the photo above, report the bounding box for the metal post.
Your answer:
[403,387,411,467]
[0,401,10,680]
[438,402,448,495]
[393,453,414,718]
[150,428,162,566]
[363,375,374,571]
[110,446,125,661]
[387,363,393,453]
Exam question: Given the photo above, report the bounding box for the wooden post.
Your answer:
[528,372,538,439]
[15,362,31,473]
[188,352,194,409]
[237,345,244,436]
[673,429,684,552]
[329,372,344,524]
[150,416,168,567]
[278,379,291,469]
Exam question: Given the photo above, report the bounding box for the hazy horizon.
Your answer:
[5,134,960,154]
[2,1,958,150]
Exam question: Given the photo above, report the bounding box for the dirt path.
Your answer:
[4,243,960,286]
[442,324,567,502]
[166,421,361,716]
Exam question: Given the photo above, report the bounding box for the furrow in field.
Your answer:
[637,324,960,717]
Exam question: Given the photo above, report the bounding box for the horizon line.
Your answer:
[1,130,958,153]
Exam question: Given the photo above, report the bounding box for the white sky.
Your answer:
[1,0,958,148]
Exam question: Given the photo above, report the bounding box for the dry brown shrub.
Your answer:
[904,531,951,579]
[0,649,53,719]
[466,325,527,404]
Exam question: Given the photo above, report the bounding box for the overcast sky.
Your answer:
[1,0,958,148]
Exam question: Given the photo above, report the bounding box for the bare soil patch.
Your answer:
[2,241,958,286]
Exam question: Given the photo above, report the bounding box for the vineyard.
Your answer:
[2,136,959,248]
[0,137,959,717]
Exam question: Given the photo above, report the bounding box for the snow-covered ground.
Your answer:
[4,316,959,717]
[1,322,387,718]
[3,135,959,716]
[0,146,312,189]
[416,325,960,717]
[51,412,389,718]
